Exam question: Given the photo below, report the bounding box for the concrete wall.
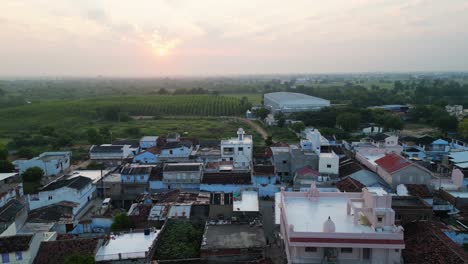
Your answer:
[160,146,192,158]
[133,152,158,164]
[319,153,339,176]
[19,153,70,177]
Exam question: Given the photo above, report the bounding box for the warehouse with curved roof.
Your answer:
[263,92,330,113]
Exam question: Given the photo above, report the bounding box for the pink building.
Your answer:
[277,183,404,263]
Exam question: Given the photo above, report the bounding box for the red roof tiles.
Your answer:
[375,153,412,174]
[403,222,468,264]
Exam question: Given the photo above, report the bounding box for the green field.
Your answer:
[0,95,249,138]
[222,93,263,105]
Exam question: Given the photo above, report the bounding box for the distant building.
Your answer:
[264,92,330,114]
[89,144,133,166]
[220,128,253,168]
[18,151,71,177]
[277,185,404,263]
[139,136,159,150]
[318,152,339,176]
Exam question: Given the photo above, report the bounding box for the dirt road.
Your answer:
[237,118,269,140]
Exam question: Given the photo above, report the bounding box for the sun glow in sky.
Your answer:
[1,0,468,76]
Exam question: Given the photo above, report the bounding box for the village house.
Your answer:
[95,229,161,263]
[277,184,404,263]
[89,144,133,166]
[18,151,71,177]
[0,199,27,237]
[139,136,159,150]
[120,166,152,200]
[0,233,56,264]
[162,163,203,190]
[34,237,102,264]
[220,128,253,168]
[371,153,433,189]
[27,176,95,216]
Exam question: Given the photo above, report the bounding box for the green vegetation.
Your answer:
[22,167,44,194]
[110,213,134,231]
[64,254,95,264]
[459,119,468,138]
[156,221,204,260]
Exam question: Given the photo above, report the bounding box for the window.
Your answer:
[2,253,9,263]
[341,248,353,253]
[282,160,287,164]
[238,147,243,151]
[394,249,399,253]
[284,172,289,176]
[327,164,332,168]
[363,248,371,259]
[140,175,144,180]
[169,150,173,155]
[305,247,317,252]
[377,216,383,223]
[15,252,22,261]
[230,157,233,161]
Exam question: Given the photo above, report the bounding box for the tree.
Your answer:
[64,254,95,264]
[265,136,273,146]
[275,112,286,128]
[336,113,361,131]
[87,128,103,145]
[252,107,270,120]
[382,114,404,131]
[158,88,169,95]
[124,127,141,137]
[0,160,14,173]
[290,122,305,133]
[0,145,8,160]
[110,213,134,231]
[17,147,35,159]
[39,126,56,136]
[434,115,458,132]
[22,167,44,182]
[86,161,105,170]
[459,119,468,139]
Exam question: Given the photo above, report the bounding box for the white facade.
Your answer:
[139,136,158,149]
[278,185,404,264]
[27,178,95,216]
[319,152,339,176]
[220,128,253,168]
[19,152,71,177]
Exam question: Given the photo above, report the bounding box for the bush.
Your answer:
[0,160,14,172]
[110,213,134,231]
[156,221,204,260]
[22,167,44,182]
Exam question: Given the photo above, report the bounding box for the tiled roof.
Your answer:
[34,238,101,264]
[164,164,202,172]
[295,166,320,177]
[41,176,92,192]
[0,199,25,223]
[375,153,412,174]
[339,160,363,178]
[405,184,432,198]
[403,222,468,264]
[0,235,33,253]
[253,165,275,176]
[149,166,163,180]
[202,172,251,184]
[121,166,152,175]
[335,177,365,193]
[90,145,124,153]
[28,202,76,223]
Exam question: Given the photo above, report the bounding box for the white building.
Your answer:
[264,92,330,114]
[139,136,159,150]
[277,184,404,263]
[221,128,253,168]
[27,176,95,216]
[18,152,71,177]
[318,152,339,176]
[95,230,160,263]
[89,144,133,165]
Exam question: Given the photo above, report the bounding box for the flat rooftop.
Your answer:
[447,191,468,198]
[95,231,160,261]
[233,190,259,212]
[201,224,266,250]
[284,196,376,233]
[68,170,110,184]
[221,135,253,145]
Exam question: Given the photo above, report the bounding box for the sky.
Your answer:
[1,0,468,77]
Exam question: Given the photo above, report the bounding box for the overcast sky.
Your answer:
[1,0,468,77]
